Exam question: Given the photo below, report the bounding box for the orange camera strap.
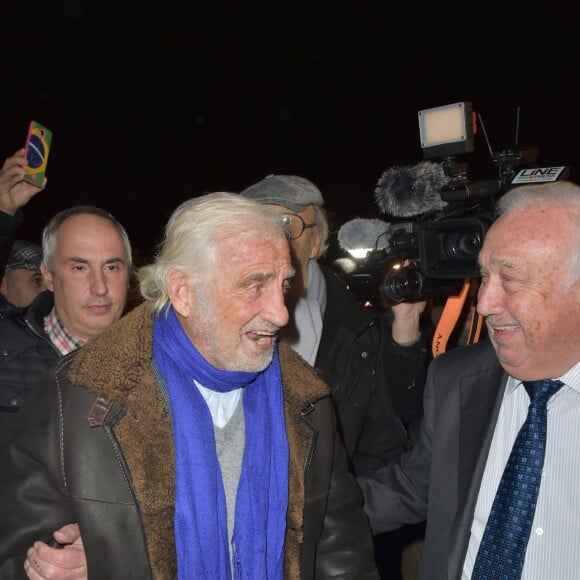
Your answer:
[432,278,483,357]
[465,304,484,346]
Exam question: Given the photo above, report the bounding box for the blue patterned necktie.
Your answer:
[472,379,564,580]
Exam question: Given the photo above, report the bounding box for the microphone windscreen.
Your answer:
[374,161,450,217]
[338,218,391,253]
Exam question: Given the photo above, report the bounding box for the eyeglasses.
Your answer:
[280,213,318,240]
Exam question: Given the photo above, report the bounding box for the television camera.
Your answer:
[339,102,569,305]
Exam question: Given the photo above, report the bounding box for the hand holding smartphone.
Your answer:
[24,120,53,187]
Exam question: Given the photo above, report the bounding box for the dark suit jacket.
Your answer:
[358,338,507,580]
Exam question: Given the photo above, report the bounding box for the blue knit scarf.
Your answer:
[152,308,289,579]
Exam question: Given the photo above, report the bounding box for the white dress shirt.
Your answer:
[196,381,242,428]
[462,362,580,579]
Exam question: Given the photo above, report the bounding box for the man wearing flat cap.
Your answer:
[240,174,430,476]
[1,239,45,316]
[241,175,431,577]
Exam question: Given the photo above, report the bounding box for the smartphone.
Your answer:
[24,120,53,186]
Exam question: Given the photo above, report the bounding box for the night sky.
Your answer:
[2,2,578,263]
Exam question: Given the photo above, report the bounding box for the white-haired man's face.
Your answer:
[477,203,580,381]
[171,230,295,372]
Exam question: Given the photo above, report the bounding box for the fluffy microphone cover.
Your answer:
[337,218,391,252]
[374,161,449,217]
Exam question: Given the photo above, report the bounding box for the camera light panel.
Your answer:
[418,102,474,159]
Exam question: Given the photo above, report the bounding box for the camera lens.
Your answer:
[443,231,483,259]
[381,266,423,303]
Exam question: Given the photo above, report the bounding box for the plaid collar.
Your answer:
[44,308,84,355]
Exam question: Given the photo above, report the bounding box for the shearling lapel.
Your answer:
[68,304,178,579]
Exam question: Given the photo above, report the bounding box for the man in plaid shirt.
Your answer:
[0,150,132,434]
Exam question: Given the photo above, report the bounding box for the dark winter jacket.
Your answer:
[0,291,59,432]
[0,210,23,319]
[0,302,378,579]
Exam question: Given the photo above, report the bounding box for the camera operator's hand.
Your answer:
[0,148,46,216]
[391,300,427,345]
[387,258,427,345]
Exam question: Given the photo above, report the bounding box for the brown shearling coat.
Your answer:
[0,303,378,579]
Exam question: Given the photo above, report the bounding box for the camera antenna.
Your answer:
[480,107,529,183]
[514,106,520,147]
[477,113,494,160]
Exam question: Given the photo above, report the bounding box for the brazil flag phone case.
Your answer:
[24,120,53,187]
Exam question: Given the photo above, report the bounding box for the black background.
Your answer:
[2,2,578,262]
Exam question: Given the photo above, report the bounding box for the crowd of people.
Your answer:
[0,144,578,580]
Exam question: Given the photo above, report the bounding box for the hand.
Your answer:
[390,300,427,345]
[24,523,87,580]
[0,148,46,216]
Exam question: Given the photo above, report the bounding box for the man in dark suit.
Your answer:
[358,180,580,579]
[240,174,430,477]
